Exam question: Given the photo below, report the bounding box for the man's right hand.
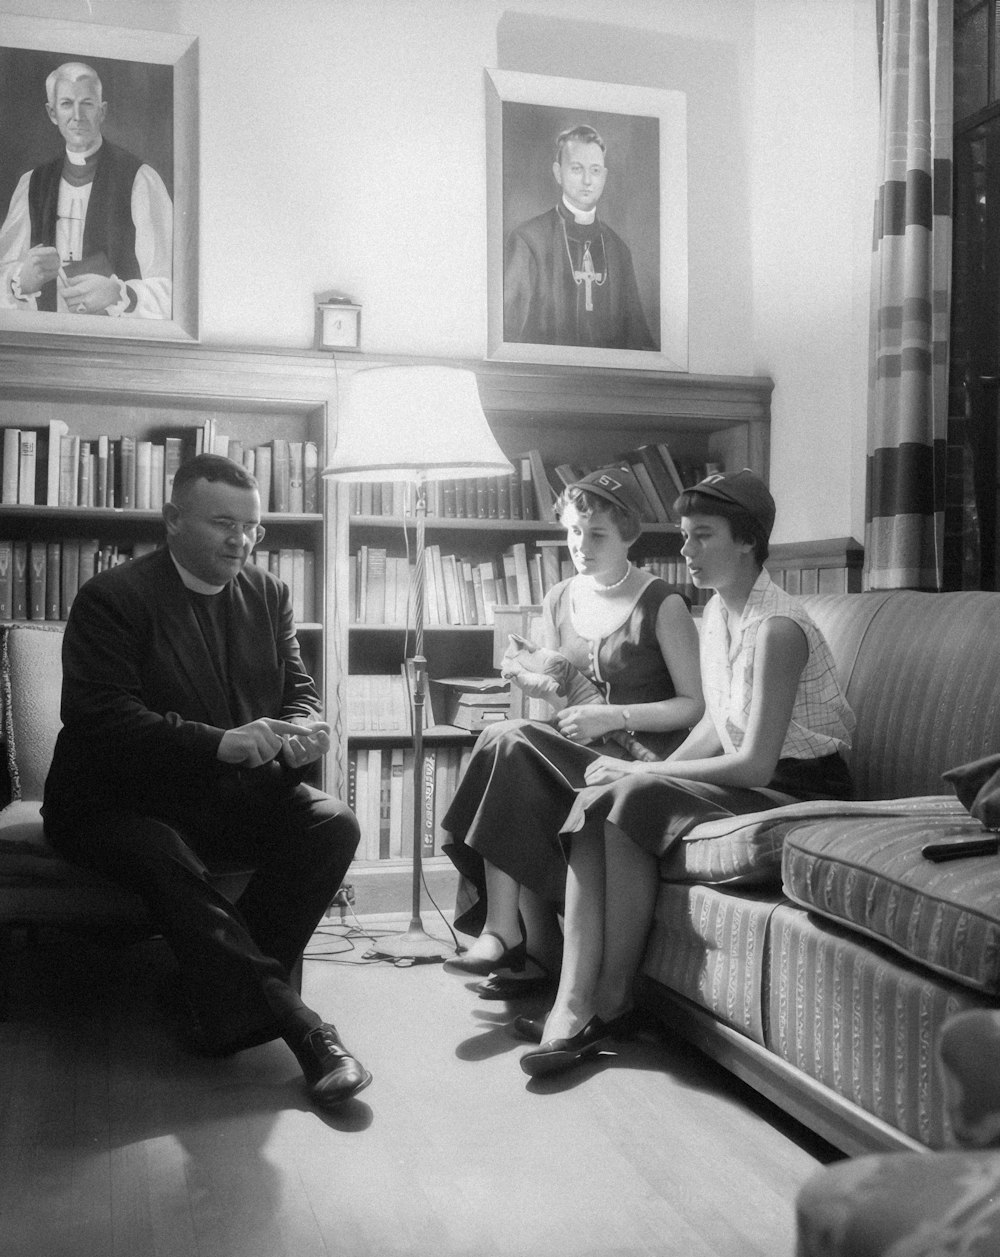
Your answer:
[17,246,61,295]
[217,717,308,768]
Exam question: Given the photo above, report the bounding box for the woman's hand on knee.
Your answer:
[584,755,635,785]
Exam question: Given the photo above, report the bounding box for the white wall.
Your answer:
[749,0,878,545]
[0,0,877,544]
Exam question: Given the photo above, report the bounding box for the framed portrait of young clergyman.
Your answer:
[486,69,687,373]
[0,15,198,342]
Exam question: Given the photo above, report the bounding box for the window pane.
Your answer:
[956,4,990,120]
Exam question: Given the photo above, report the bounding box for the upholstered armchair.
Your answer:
[796,1009,1000,1255]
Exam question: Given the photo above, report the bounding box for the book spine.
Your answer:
[255,445,273,513]
[378,751,392,859]
[0,540,12,620]
[96,434,110,507]
[45,542,61,619]
[271,439,290,512]
[77,441,93,508]
[150,444,165,510]
[12,540,28,620]
[136,440,153,510]
[508,471,522,519]
[163,436,183,502]
[2,430,19,505]
[421,748,437,855]
[288,440,305,513]
[346,748,358,815]
[526,449,556,521]
[60,539,81,619]
[27,541,46,620]
[303,440,319,513]
[119,435,136,508]
[365,747,382,860]
[47,420,69,506]
[17,430,36,505]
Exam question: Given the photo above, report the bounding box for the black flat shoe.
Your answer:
[475,959,553,1001]
[509,1015,545,1042]
[519,1015,612,1077]
[293,1024,372,1108]
[443,932,525,977]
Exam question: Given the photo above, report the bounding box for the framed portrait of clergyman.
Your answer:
[0,15,198,343]
[486,69,687,373]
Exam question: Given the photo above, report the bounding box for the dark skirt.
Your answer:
[559,751,852,858]
[442,717,849,936]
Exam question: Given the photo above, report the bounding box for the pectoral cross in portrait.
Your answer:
[574,242,604,312]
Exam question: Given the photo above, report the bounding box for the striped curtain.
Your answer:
[864,0,953,591]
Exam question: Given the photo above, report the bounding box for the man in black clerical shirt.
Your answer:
[43,454,370,1109]
[502,124,657,351]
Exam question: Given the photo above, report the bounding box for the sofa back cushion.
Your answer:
[802,591,1000,800]
[3,623,63,803]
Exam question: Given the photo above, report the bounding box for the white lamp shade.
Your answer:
[323,365,513,482]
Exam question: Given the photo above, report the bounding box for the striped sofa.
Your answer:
[636,590,1000,1155]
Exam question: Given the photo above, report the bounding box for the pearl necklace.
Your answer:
[593,562,632,592]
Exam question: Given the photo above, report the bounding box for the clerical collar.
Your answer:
[61,143,102,188]
[66,141,103,165]
[560,197,597,226]
[170,552,226,595]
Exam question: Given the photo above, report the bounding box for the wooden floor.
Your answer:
[0,916,840,1257]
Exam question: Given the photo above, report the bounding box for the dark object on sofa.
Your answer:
[943,752,1000,831]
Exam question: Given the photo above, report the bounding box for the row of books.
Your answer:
[346,444,725,527]
[0,537,156,622]
[347,670,440,735]
[0,422,320,515]
[350,540,574,627]
[350,545,711,627]
[0,537,317,624]
[345,453,547,522]
[248,549,318,624]
[347,743,471,862]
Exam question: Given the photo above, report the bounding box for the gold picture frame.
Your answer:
[486,69,687,373]
[0,15,198,342]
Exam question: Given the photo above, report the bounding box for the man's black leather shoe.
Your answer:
[294,1024,372,1107]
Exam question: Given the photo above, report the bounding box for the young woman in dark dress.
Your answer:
[441,466,703,994]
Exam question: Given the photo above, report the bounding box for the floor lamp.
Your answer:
[323,365,513,962]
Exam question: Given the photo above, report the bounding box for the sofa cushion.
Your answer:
[641,882,783,1045]
[663,794,963,887]
[782,803,1000,995]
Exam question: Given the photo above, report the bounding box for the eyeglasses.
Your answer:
[182,513,266,543]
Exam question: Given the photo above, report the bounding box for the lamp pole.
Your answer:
[373,474,454,962]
